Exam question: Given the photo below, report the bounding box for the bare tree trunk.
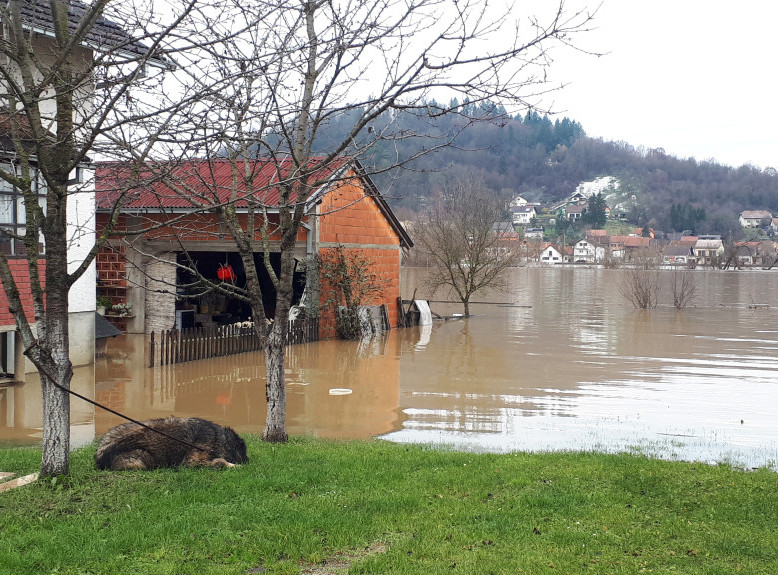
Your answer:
[39,369,70,475]
[263,243,296,442]
[263,328,288,443]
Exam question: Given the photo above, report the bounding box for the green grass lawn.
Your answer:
[2,437,777,574]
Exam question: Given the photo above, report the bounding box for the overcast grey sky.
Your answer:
[538,1,777,170]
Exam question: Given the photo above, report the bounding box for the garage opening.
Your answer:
[176,251,307,326]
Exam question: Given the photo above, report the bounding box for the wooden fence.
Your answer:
[149,318,319,367]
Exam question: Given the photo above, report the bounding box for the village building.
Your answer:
[569,191,587,204]
[523,227,545,240]
[623,236,652,262]
[662,244,695,265]
[573,239,604,263]
[565,203,586,221]
[538,243,564,265]
[510,205,537,226]
[492,222,521,241]
[95,158,412,339]
[694,238,725,265]
[606,235,627,259]
[732,240,778,267]
[739,210,773,228]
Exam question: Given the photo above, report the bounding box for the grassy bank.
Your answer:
[2,437,777,574]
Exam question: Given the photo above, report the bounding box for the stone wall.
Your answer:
[144,255,177,334]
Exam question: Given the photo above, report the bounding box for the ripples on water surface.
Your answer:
[3,267,778,469]
[385,268,778,469]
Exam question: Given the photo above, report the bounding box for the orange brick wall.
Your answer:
[317,172,403,338]
[318,177,399,246]
[0,259,45,328]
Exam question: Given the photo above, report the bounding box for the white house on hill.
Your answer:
[510,205,536,225]
[739,210,772,228]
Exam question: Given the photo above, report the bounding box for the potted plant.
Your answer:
[110,302,133,317]
[96,295,112,315]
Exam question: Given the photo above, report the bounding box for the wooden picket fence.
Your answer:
[148,318,319,367]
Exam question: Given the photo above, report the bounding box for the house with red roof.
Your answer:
[95,158,412,339]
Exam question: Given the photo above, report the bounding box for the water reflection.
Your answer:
[3,267,778,469]
[386,268,778,468]
[0,364,95,448]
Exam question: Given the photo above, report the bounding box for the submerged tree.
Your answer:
[413,174,520,316]
[670,267,697,310]
[618,259,660,310]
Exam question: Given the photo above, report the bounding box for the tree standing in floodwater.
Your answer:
[412,174,521,316]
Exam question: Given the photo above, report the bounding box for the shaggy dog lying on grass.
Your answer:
[95,417,248,470]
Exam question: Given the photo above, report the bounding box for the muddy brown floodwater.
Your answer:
[2,267,778,469]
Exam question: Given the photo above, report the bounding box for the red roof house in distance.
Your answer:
[95,158,412,339]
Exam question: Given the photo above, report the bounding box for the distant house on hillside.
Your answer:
[510,205,536,225]
[566,204,586,221]
[569,191,587,204]
[586,229,608,240]
[492,222,521,243]
[739,210,772,228]
[524,227,544,240]
[509,195,528,208]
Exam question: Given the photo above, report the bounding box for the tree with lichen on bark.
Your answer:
[0,0,196,476]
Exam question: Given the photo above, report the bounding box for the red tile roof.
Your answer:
[96,157,349,210]
[624,236,650,248]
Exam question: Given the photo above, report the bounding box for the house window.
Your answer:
[0,163,47,256]
[0,330,16,380]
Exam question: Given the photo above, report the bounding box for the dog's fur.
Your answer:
[95,417,248,470]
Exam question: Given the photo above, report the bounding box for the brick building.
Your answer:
[95,158,412,339]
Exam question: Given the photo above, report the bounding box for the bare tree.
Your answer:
[412,173,520,315]
[100,0,597,442]
[670,267,696,310]
[0,0,195,475]
[618,263,660,309]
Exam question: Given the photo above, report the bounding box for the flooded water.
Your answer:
[2,267,778,469]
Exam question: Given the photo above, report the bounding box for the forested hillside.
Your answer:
[318,103,778,236]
